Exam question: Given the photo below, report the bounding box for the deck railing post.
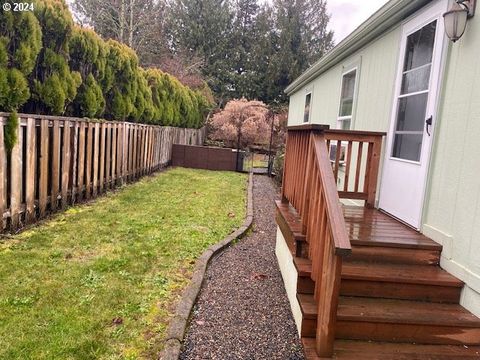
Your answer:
[365,137,382,208]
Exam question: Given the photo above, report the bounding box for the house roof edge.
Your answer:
[285,0,432,96]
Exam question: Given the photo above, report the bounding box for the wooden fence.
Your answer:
[0,113,206,232]
[171,144,239,171]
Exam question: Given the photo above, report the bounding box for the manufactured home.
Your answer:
[276,0,480,358]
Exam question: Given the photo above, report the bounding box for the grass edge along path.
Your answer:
[0,167,247,360]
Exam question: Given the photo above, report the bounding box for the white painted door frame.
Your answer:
[379,0,449,229]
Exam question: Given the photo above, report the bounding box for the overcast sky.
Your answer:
[327,0,390,43]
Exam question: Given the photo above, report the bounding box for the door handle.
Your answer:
[425,116,433,136]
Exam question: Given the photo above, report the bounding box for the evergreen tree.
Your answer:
[27,0,82,115]
[0,7,42,111]
[167,0,234,105]
[69,27,107,117]
[230,0,258,99]
[249,5,278,102]
[266,0,334,103]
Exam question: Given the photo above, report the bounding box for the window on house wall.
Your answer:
[337,69,357,130]
[303,93,312,123]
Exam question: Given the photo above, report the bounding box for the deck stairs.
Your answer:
[276,201,480,359]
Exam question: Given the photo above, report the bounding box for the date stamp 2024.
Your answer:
[2,2,35,12]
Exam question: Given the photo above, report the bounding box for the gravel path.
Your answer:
[180,175,305,360]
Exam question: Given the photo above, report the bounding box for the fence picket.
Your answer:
[71,122,79,203]
[10,121,23,228]
[51,120,60,211]
[39,120,49,216]
[99,123,106,193]
[93,123,100,196]
[133,125,138,179]
[111,124,117,184]
[0,119,5,229]
[105,123,111,188]
[128,124,134,181]
[77,122,86,201]
[61,120,71,208]
[25,118,36,222]
[117,123,123,185]
[85,123,93,199]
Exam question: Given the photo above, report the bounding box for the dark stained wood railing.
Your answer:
[281,124,385,357]
[324,129,385,208]
[282,125,350,357]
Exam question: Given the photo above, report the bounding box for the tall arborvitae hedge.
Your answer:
[0,0,212,128]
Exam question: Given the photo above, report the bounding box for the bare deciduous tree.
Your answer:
[71,0,167,64]
[209,98,270,149]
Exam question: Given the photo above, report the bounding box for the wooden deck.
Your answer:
[343,206,441,249]
[275,201,480,359]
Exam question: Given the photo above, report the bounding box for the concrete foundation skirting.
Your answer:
[275,227,302,336]
[159,172,254,360]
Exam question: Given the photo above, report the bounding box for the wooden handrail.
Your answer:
[282,126,351,357]
[287,124,330,132]
[281,124,385,357]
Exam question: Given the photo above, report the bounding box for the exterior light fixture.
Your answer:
[443,0,476,42]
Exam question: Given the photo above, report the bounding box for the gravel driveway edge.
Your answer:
[159,172,254,360]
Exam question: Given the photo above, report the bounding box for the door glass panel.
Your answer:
[401,65,431,94]
[396,93,428,132]
[392,20,437,161]
[403,21,437,71]
[392,134,423,162]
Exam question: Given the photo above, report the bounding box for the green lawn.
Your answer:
[0,168,247,360]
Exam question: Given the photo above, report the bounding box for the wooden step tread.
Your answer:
[342,261,464,287]
[302,338,480,359]
[275,200,304,234]
[350,236,442,250]
[298,293,317,320]
[338,297,480,328]
[298,295,480,328]
[294,257,461,288]
[342,206,442,250]
[293,256,311,277]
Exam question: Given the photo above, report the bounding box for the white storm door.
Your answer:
[379,1,448,229]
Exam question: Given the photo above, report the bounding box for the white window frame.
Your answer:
[303,90,313,123]
[337,63,360,130]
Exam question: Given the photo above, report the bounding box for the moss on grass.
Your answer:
[0,167,247,359]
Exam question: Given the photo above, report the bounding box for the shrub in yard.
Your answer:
[103,40,138,121]
[28,0,82,115]
[69,27,107,117]
[4,111,19,152]
[0,8,42,111]
[0,0,213,128]
[74,73,105,118]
